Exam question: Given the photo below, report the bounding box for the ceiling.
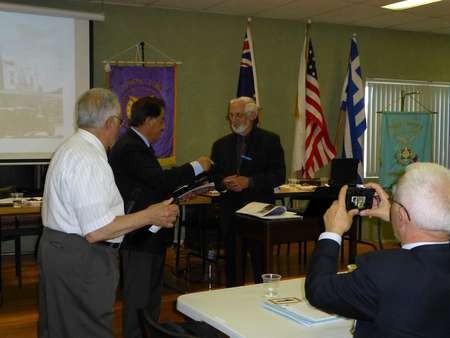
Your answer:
[75,0,450,35]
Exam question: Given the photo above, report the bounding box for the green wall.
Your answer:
[8,1,450,173]
[8,0,450,241]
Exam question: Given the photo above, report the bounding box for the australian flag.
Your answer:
[237,22,259,104]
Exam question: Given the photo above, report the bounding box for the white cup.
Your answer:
[288,178,300,188]
[262,273,281,298]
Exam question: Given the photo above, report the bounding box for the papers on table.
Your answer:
[236,202,301,219]
[276,184,318,193]
[263,297,343,327]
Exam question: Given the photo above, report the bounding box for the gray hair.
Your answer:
[393,162,450,232]
[76,88,120,128]
[229,96,259,115]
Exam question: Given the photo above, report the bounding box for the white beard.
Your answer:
[232,121,250,135]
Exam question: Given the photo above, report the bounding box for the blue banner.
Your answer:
[108,65,177,166]
[379,112,432,188]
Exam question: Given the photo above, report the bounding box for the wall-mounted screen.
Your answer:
[0,9,90,161]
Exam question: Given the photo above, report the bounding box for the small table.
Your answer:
[234,214,357,286]
[0,205,41,217]
[177,277,353,338]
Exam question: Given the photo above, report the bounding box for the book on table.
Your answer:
[262,297,343,327]
[235,202,301,219]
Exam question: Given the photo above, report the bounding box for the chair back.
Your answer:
[329,158,359,187]
[140,309,198,338]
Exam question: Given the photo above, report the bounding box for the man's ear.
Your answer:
[104,116,115,129]
[248,110,258,121]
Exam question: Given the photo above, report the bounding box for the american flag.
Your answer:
[237,20,259,105]
[301,38,336,178]
[341,36,366,181]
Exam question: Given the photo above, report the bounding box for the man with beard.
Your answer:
[210,96,285,287]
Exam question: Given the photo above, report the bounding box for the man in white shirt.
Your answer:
[305,162,450,338]
[38,88,179,338]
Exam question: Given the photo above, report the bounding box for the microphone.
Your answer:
[125,188,142,214]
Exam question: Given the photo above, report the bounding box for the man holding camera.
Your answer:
[305,162,450,338]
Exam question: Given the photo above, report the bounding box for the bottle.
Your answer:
[206,249,216,290]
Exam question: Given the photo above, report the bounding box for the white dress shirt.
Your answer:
[42,129,124,243]
[319,232,449,250]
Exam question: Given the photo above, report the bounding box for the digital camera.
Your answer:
[345,185,375,211]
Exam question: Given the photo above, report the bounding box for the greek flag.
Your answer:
[341,36,366,181]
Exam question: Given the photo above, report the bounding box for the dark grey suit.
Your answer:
[109,128,196,338]
[306,239,450,338]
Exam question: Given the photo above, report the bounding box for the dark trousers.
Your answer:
[121,248,165,338]
[38,228,119,338]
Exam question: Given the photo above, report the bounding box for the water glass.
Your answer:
[11,192,24,208]
[262,273,281,298]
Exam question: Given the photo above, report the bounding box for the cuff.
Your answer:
[318,232,342,246]
[190,161,204,176]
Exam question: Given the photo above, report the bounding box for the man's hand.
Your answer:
[145,199,179,228]
[197,156,213,172]
[223,175,250,192]
[359,182,391,222]
[323,185,359,236]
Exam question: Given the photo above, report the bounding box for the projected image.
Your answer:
[0,12,72,138]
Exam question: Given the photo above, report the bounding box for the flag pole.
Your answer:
[246,17,260,107]
[334,33,357,151]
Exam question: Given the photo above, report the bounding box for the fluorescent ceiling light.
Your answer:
[382,0,442,10]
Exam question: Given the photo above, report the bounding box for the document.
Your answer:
[172,181,216,203]
[236,202,301,219]
[262,297,343,327]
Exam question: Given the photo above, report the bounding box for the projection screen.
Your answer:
[0,4,103,162]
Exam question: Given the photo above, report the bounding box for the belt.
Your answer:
[96,241,121,249]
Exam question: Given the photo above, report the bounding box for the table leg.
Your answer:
[263,227,272,275]
[235,233,244,286]
[348,217,359,264]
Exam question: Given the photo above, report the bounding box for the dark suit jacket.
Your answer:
[305,239,450,338]
[210,127,286,215]
[109,128,195,253]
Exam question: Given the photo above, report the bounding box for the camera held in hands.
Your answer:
[345,185,376,210]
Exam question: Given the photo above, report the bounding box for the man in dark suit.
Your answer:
[210,96,286,287]
[109,96,212,338]
[305,162,450,338]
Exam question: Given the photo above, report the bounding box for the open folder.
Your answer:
[236,202,301,219]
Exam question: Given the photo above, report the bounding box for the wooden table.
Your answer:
[234,213,358,286]
[0,205,41,217]
[0,204,42,303]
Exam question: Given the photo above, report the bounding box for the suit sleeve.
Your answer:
[251,133,286,191]
[305,239,379,321]
[119,144,195,196]
[210,140,227,192]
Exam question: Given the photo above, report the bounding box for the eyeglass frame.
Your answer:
[390,198,411,222]
[111,115,125,126]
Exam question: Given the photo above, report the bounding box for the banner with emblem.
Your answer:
[108,65,177,166]
[379,112,432,188]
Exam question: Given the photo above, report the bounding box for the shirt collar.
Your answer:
[131,127,150,148]
[78,129,107,160]
[402,241,449,250]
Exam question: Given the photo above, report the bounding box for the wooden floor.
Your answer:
[0,241,383,338]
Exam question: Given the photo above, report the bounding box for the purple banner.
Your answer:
[109,65,176,161]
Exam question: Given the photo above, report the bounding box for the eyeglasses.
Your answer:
[391,199,411,222]
[227,112,247,120]
[112,115,124,126]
